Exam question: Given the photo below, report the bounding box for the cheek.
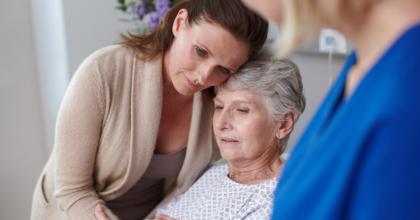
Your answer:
[170,40,196,71]
[240,120,275,146]
[177,57,195,71]
[169,56,196,78]
[237,120,262,141]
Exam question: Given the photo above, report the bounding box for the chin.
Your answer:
[219,149,238,161]
[174,83,194,96]
[178,89,195,97]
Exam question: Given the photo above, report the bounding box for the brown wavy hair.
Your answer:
[121,0,268,60]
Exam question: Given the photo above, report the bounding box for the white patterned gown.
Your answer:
[156,163,277,220]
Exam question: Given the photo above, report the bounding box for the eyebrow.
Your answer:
[197,41,236,72]
[213,97,254,105]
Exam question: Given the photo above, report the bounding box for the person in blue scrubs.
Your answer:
[242,0,420,219]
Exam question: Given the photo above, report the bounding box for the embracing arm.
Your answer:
[52,54,117,220]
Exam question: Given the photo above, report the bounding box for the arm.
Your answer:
[52,54,117,220]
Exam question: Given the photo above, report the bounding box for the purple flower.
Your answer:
[155,0,170,8]
[145,11,160,29]
[135,3,148,19]
[121,0,175,30]
[154,0,170,15]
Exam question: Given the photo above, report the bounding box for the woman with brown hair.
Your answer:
[30,1,268,219]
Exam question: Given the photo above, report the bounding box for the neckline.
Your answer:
[320,23,420,129]
[344,23,420,100]
[221,165,277,187]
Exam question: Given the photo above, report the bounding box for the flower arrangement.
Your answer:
[116,0,178,32]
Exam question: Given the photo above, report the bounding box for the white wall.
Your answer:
[32,0,69,152]
[0,0,47,219]
[62,0,132,74]
[287,52,345,151]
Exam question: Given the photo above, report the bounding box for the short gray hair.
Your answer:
[222,56,306,152]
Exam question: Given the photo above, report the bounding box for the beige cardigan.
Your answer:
[30,45,219,220]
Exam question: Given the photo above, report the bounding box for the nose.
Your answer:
[214,109,232,131]
[197,63,212,86]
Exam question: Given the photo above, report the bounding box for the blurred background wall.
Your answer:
[0,0,345,219]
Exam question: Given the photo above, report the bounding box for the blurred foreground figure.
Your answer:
[242,0,420,219]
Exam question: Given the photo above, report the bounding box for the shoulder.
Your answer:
[249,179,278,208]
[192,163,227,187]
[74,45,137,76]
[82,45,140,69]
[255,178,278,200]
[89,44,135,60]
[235,179,278,219]
[77,45,158,85]
[205,162,228,176]
[69,46,134,87]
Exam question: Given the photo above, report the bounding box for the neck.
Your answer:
[337,0,420,96]
[227,150,283,184]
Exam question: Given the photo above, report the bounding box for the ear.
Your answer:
[275,112,295,140]
[172,8,189,37]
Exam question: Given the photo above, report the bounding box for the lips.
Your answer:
[185,75,202,90]
[219,137,239,144]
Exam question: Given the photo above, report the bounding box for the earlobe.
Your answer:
[172,9,189,37]
[275,127,286,140]
[275,113,295,140]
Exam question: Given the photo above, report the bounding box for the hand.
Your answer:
[154,214,177,220]
[94,204,111,220]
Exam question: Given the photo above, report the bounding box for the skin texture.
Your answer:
[155,9,250,156]
[163,9,250,97]
[213,87,293,184]
[213,88,280,166]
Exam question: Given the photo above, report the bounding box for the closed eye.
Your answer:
[214,105,223,110]
[217,66,231,76]
[237,108,249,113]
[195,46,208,58]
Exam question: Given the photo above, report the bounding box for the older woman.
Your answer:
[152,57,306,220]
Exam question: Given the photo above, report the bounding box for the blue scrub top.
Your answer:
[272,24,420,220]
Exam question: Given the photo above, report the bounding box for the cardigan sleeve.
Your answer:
[52,54,118,220]
[346,117,420,220]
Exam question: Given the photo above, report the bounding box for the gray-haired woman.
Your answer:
[151,57,306,220]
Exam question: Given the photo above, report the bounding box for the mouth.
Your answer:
[219,137,239,144]
[185,75,202,90]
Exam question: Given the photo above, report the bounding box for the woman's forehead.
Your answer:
[215,87,262,104]
[190,21,250,67]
